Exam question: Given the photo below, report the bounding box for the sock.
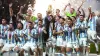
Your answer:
[94,43,99,52]
[16,53,18,56]
[83,46,86,55]
[49,47,52,56]
[86,51,89,56]
[72,48,75,53]
[52,48,55,56]
[61,53,64,56]
[76,52,80,56]
[67,52,71,56]
[80,52,83,56]
[58,53,62,56]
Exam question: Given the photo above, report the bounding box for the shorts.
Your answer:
[22,42,36,52]
[2,43,15,51]
[56,37,63,46]
[87,30,97,40]
[0,39,4,46]
[67,42,79,48]
[79,38,87,46]
[13,43,24,51]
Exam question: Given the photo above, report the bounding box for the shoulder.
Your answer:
[14,29,18,32]
[83,20,87,23]
[5,30,8,34]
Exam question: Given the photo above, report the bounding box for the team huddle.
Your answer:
[0,1,100,56]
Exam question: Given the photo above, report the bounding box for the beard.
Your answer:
[9,28,13,31]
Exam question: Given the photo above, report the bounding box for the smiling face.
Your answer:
[38,20,42,26]
[67,19,73,26]
[71,16,76,23]
[17,23,23,29]
[28,22,33,29]
[79,15,84,21]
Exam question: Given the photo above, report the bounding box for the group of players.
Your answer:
[0,1,100,56]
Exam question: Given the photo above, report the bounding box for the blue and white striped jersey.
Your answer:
[24,28,38,43]
[76,17,80,23]
[77,21,87,38]
[21,20,28,30]
[64,24,79,43]
[55,22,60,29]
[88,16,96,31]
[14,29,25,45]
[5,30,16,44]
[0,24,9,38]
[56,24,65,40]
[36,26,44,44]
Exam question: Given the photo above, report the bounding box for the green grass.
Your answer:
[90,43,100,53]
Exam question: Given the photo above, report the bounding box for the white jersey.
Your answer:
[0,24,9,38]
[24,28,38,43]
[5,30,16,44]
[14,29,25,45]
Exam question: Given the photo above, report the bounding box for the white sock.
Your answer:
[58,53,62,56]
[16,53,18,56]
[67,52,71,56]
[95,43,99,52]
[86,51,89,56]
[49,47,52,55]
[76,52,80,56]
[52,48,55,56]
[61,53,64,56]
[80,52,84,56]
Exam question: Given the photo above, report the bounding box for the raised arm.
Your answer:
[87,7,92,22]
[77,0,85,11]
[9,3,13,17]
[17,6,24,17]
[64,3,71,11]
[81,8,85,18]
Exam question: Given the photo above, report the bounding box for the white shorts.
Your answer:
[61,41,67,47]
[13,44,24,51]
[0,39,4,46]
[2,43,15,51]
[22,42,36,52]
[67,42,79,48]
[87,30,96,40]
[56,37,63,46]
[79,38,87,46]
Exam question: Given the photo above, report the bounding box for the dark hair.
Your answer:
[80,15,84,16]
[28,21,33,24]
[2,18,7,21]
[8,23,14,30]
[38,19,43,22]
[9,23,13,25]
[78,10,81,14]
[58,16,62,18]
[68,18,72,21]
[60,17,65,21]
[67,16,71,19]
[72,16,76,20]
